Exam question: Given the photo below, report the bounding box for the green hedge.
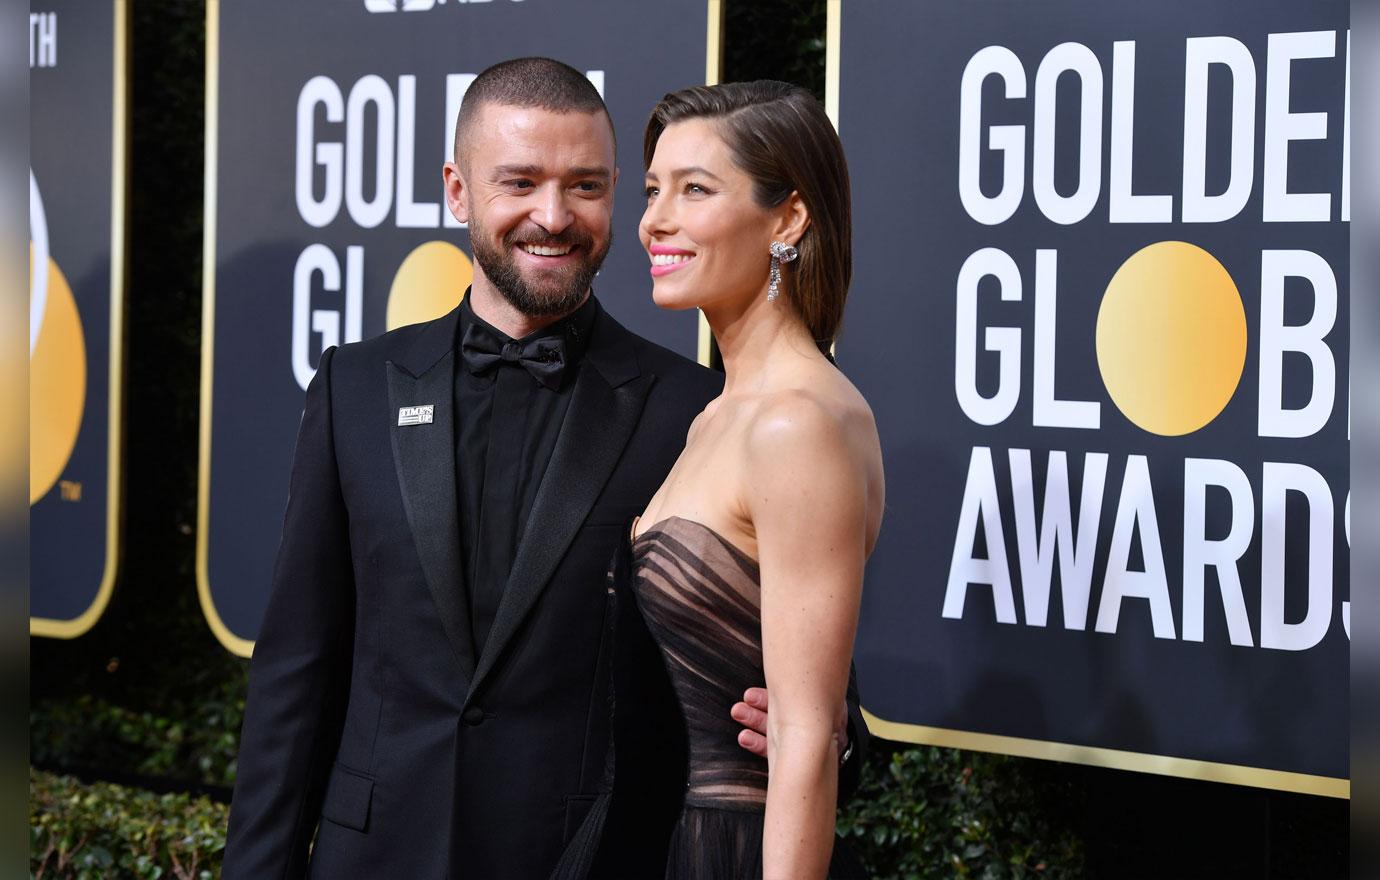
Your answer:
[29,769,227,880]
[31,676,244,788]
[839,743,1084,880]
[28,743,1083,879]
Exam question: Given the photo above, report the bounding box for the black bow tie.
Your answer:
[460,321,568,390]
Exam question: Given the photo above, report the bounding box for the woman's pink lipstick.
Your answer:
[648,244,696,277]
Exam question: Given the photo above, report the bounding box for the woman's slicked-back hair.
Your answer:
[644,81,852,354]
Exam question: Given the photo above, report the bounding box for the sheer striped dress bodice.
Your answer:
[630,516,773,878]
[625,516,865,879]
[631,516,768,810]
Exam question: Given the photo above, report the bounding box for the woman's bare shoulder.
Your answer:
[741,377,878,483]
[750,367,875,441]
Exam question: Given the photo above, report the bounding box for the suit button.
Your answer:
[462,706,485,726]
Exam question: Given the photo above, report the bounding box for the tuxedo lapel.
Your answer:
[466,310,650,701]
[386,308,477,682]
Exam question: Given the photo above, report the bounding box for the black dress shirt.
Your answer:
[455,292,599,654]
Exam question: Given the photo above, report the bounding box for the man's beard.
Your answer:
[470,218,611,318]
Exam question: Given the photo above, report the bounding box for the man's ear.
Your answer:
[772,191,810,248]
[443,161,470,225]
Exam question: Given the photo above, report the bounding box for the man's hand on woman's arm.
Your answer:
[731,670,868,804]
[732,688,847,763]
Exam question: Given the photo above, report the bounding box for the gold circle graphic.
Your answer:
[387,241,473,331]
[1096,241,1246,437]
[30,245,86,504]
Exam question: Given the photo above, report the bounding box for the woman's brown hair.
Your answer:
[644,81,852,355]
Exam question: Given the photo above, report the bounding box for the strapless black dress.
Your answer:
[629,516,864,880]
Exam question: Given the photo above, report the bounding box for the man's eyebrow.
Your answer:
[492,164,544,178]
[491,164,612,180]
[644,166,725,183]
[568,166,612,180]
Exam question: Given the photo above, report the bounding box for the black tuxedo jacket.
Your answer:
[223,300,866,879]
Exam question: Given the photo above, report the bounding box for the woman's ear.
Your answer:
[772,191,810,248]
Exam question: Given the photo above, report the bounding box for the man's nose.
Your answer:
[532,183,574,235]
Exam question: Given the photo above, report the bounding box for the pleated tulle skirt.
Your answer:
[664,804,868,880]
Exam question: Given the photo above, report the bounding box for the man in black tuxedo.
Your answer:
[223,57,863,879]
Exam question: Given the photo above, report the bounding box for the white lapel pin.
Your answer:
[398,404,435,426]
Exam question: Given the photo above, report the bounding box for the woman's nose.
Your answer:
[640,193,675,238]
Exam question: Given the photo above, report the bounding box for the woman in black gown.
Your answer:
[622,81,885,879]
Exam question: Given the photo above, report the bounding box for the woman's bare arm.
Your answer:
[747,391,873,880]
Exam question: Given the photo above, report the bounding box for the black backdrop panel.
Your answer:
[30,1,124,636]
[202,0,711,653]
[839,0,1348,791]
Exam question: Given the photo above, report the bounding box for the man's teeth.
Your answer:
[522,244,573,256]
[651,253,693,266]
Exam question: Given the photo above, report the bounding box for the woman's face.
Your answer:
[639,119,780,312]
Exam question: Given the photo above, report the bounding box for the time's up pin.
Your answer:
[398,404,434,426]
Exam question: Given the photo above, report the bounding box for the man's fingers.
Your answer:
[738,728,768,758]
[730,701,768,735]
[735,688,770,757]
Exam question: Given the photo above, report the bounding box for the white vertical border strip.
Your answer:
[825,0,840,359]
[698,0,725,367]
[825,0,841,129]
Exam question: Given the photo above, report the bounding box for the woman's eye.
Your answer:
[644,185,659,199]
[686,182,710,195]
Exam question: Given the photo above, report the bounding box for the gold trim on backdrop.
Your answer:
[697,0,725,367]
[198,0,732,651]
[824,0,841,128]
[822,0,841,360]
[863,709,1349,799]
[196,0,253,658]
[831,0,1347,799]
[706,0,724,85]
[31,0,129,639]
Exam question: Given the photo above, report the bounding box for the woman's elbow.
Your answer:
[767,721,840,769]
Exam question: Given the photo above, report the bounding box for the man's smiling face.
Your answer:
[447,103,618,317]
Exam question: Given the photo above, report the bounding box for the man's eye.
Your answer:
[508,179,534,190]
[575,181,603,193]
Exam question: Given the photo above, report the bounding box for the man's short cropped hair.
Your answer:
[453,57,615,168]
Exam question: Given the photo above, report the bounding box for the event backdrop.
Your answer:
[200,0,718,654]
[837,0,1349,796]
[30,1,126,637]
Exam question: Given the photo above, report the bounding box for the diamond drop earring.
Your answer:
[767,241,799,302]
